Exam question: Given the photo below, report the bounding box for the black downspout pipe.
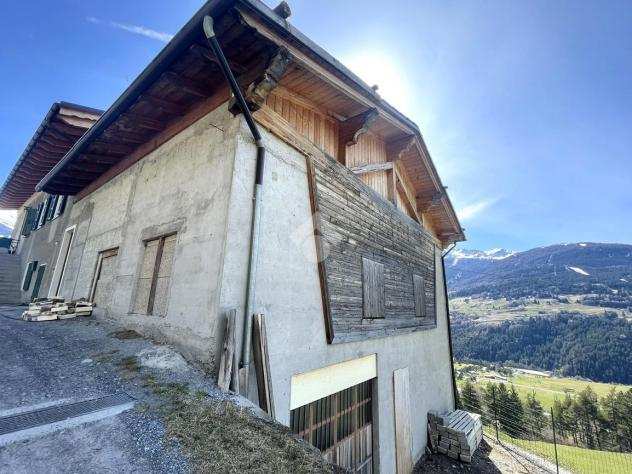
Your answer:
[203,16,265,183]
[441,243,459,409]
[203,15,265,394]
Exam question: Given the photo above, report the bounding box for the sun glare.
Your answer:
[342,50,412,114]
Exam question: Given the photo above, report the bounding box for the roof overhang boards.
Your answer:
[0,103,101,209]
[235,4,464,245]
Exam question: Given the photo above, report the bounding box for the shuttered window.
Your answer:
[413,274,426,318]
[20,207,37,237]
[45,195,58,221]
[53,195,68,218]
[362,257,385,319]
[22,261,38,290]
[134,234,177,316]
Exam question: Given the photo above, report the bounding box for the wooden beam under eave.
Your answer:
[38,133,74,150]
[337,108,378,165]
[162,71,215,98]
[350,162,393,174]
[118,113,167,132]
[386,135,415,162]
[140,95,188,116]
[228,46,292,115]
[189,43,247,74]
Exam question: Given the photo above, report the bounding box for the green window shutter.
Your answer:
[23,261,38,290]
[33,203,44,230]
[46,195,58,221]
[56,196,68,217]
[21,207,36,236]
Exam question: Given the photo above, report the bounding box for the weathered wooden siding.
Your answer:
[346,133,389,201]
[265,90,338,157]
[307,152,437,343]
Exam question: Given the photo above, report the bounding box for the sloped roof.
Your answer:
[35,0,464,243]
[0,102,102,209]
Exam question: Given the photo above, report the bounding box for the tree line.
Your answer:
[452,312,632,384]
[460,381,632,453]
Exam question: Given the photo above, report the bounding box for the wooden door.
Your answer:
[92,248,118,308]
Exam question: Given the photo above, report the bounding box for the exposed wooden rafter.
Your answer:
[162,71,214,98]
[337,108,378,165]
[386,135,415,162]
[228,46,292,115]
[350,162,393,175]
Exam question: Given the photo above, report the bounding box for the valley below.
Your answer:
[446,242,632,385]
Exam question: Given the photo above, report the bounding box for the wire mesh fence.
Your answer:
[458,382,632,474]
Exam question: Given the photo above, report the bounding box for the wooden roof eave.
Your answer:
[235,5,464,243]
[0,102,102,210]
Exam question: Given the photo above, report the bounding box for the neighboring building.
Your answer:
[1,1,465,472]
[1,102,101,302]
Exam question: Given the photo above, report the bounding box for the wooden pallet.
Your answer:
[428,409,483,462]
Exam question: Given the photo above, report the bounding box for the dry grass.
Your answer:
[109,329,142,340]
[147,380,333,474]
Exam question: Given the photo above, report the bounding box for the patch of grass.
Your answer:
[110,329,142,340]
[450,295,631,323]
[149,380,332,473]
[457,362,631,410]
[92,349,119,363]
[492,429,632,474]
[118,355,140,375]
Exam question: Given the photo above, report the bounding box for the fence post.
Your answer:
[550,407,560,474]
[493,387,499,442]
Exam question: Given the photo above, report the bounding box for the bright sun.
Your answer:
[341,50,412,114]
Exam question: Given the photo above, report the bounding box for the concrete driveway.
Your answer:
[0,305,219,473]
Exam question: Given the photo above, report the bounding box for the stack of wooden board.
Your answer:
[428,409,483,462]
[22,299,94,321]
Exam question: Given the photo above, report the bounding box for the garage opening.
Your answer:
[290,379,374,473]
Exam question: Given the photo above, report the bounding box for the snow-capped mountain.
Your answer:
[449,247,515,263]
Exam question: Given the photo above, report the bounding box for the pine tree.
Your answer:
[461,381,482,414]
[525,391,546,438]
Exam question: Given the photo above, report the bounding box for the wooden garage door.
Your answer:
[290,380,373,473]
[92,248,118,308]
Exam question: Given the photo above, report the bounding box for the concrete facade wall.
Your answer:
[220,121,455,473]
[11,101,454,472]
[56,104,241,367]
[13,194,76,302]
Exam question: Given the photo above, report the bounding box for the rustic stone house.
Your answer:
[1,1,465,471]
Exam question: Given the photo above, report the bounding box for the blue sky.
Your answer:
[1,0,630,250]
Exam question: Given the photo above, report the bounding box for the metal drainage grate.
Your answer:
[0,393,134,436]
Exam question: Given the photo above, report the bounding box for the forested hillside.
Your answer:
[447,242,632,384]
[452,312,632,384]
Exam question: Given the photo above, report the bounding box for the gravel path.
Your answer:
[0,305,227,473]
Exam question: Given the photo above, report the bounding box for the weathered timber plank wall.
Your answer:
[308,152,437,344]
[266,91,338,157]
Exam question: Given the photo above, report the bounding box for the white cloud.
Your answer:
[456,197,499,221]
[87,16,173,43]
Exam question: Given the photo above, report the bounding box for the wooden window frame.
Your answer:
[134,232,176,316]
[89,247,119,302]
[48,225,75,298]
